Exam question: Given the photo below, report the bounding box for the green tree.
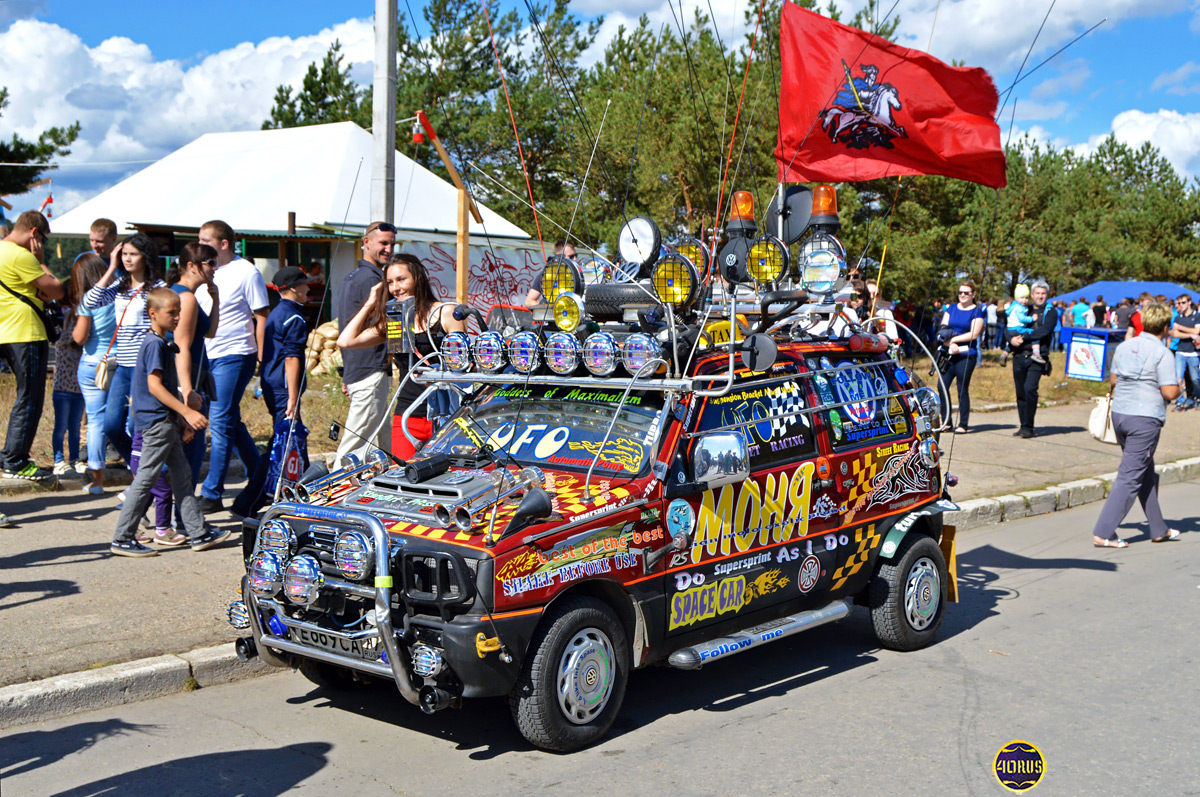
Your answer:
[0,87,80,197]
[263,41,370,130]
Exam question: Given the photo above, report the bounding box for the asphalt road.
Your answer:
[3,479,1197,796]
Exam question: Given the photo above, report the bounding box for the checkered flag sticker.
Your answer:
[766,383,809,439]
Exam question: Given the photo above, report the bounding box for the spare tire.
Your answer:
[584,282,656,321]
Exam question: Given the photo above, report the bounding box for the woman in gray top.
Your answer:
[1092,302,1182,547]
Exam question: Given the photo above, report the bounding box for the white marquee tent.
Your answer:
[51,122,528,238]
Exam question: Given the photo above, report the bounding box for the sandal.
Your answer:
[1093,537,1128,548]
[954,427,968,434]
[1151,529,1181,543]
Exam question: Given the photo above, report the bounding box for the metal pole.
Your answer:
[371,0,398,224]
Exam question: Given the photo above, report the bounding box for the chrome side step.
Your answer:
[667,600,851,669]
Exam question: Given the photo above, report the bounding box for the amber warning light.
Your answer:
[729,191,755,222]
[811,184,839,227]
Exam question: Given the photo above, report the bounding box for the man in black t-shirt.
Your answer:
[336,221,396,463]
[1171,293,1200,410]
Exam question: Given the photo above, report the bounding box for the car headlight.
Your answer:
[507,331,541,373]
[472,330,506,373]
[334,531,374,581]
[582,332,619,376]
[258,519,295,556]
[798,231,846,292]
[544,332,581,375]
[553,292,585,332]
[441,331,472,372]
[621,333,663,375]
[248,551,284,598]
[673,237,710,277]
[652,253,699,308]
[748,236,787,283]
[282,554,324,605]
[540,255,583,303]
[914,385,941,422]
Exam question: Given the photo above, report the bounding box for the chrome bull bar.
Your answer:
[245,502,421,706]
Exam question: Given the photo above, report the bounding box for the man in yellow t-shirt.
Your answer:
[0,210,63,480]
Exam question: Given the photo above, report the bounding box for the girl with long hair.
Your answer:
[82,234,167,513]
[72,253,116,493]
[338,253,464,459]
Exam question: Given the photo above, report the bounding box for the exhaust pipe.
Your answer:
[433,467,543,531]
[418,685,454,714]
[294,450,390,503]
[235,636,259,662]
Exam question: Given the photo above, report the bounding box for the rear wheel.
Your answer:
[869,534,947,651]
[510,596,629,752]
[297,658,362,690]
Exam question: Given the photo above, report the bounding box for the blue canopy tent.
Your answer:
[1053,281,1198,305]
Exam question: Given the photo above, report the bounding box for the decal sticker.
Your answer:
[830,524,881,589]
[495,549,541,582]
[689,462,815,564]
[845,442,933,521]
[810,494,842,520]
[832,362,884,425]
[501,550,643,597]
[666,499,695,540]
[566,437,645,473]
[797,555,821,593]
[669,575,746,630]
[745,568,790,602]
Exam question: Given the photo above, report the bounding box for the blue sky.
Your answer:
[3,0,1200,220]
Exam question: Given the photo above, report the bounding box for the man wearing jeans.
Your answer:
[196,220,268,513]
[1171,293,1200,410]
[0,211,63,480]
[335,221,395,464]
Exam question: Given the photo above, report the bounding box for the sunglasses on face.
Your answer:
[958,290,972,295]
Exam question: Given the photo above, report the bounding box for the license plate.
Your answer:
[293,627,379,661]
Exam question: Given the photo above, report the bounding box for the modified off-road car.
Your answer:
[228,184,958,752]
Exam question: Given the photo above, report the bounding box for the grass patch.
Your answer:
[902,350,1109,406]
[85,661,114,670]
[183,676,200,691]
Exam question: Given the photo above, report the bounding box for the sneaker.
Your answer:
[116,490,127,505]
[153,527,187,547]
[197,496,225,515]
[1031,354,1046,364]
[110,540,159,558]
[81,483,104,496]
[0,513,14,528]
[190,527,232,551]
[3,462,54,481]
[52,461,69,476]
[73,461,88,475]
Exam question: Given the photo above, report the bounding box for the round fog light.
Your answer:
[544,332,581,375]
[582,332,619,376]
[441,331,472,372]
[507,331,541,373]
[248,551,284,598]
[334,531,374,580]
[621,333,663,375]
[283,554,324,605]
[258,519,295,556]
[472,330,506,373]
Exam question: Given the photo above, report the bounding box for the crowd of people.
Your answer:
[0,211,468,558]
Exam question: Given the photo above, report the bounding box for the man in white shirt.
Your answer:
[195,219,269,513]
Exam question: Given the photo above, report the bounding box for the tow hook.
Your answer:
[235,636,259,662]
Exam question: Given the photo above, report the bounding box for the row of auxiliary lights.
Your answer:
[439,330,668,377]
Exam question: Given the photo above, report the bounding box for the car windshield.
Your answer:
[424,385,667,477]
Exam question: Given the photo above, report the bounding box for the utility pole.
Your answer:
[371,0,398,224]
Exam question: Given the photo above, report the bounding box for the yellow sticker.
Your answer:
[374,576,393,588]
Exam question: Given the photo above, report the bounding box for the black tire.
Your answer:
[509,596,629,752]
[869,534,947,651]
[297,658,362,690]
[584,282,653,321]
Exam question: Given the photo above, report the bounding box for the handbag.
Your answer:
[0,277,62,343]
[1088,386,1118,445]
[94,284,145,391]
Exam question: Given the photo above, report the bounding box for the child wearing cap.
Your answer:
[232,266,311,518]
[1007,284,1045,365]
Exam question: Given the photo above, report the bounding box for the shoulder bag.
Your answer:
[0,277,62,343]
[94,284,145,391]
[1088,385,1118,445]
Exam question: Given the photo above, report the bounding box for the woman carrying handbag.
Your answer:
[1091,302,1183,548]
[71,253,114,495]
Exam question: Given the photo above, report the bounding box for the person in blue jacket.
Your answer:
[232,267,310,518]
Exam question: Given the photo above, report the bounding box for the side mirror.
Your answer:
[692,432,750,489]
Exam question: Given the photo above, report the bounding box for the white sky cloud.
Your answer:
[1151,60,1200,94]
[1109,108,1200,174]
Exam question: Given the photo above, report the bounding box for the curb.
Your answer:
[3,453,1198,728]
[0,643,273,729]
[943,455,1200,531]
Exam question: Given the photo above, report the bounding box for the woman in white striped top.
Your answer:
[82,233,166,464]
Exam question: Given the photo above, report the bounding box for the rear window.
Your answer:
[807,356,910,449]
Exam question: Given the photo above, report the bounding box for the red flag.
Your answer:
[775,4,1007,188]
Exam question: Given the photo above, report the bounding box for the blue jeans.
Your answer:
[52,390,85,464]
[77,356,108,470]
[202,353,260,499]
[105,365,135,463]
[1176,354,1199,407]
